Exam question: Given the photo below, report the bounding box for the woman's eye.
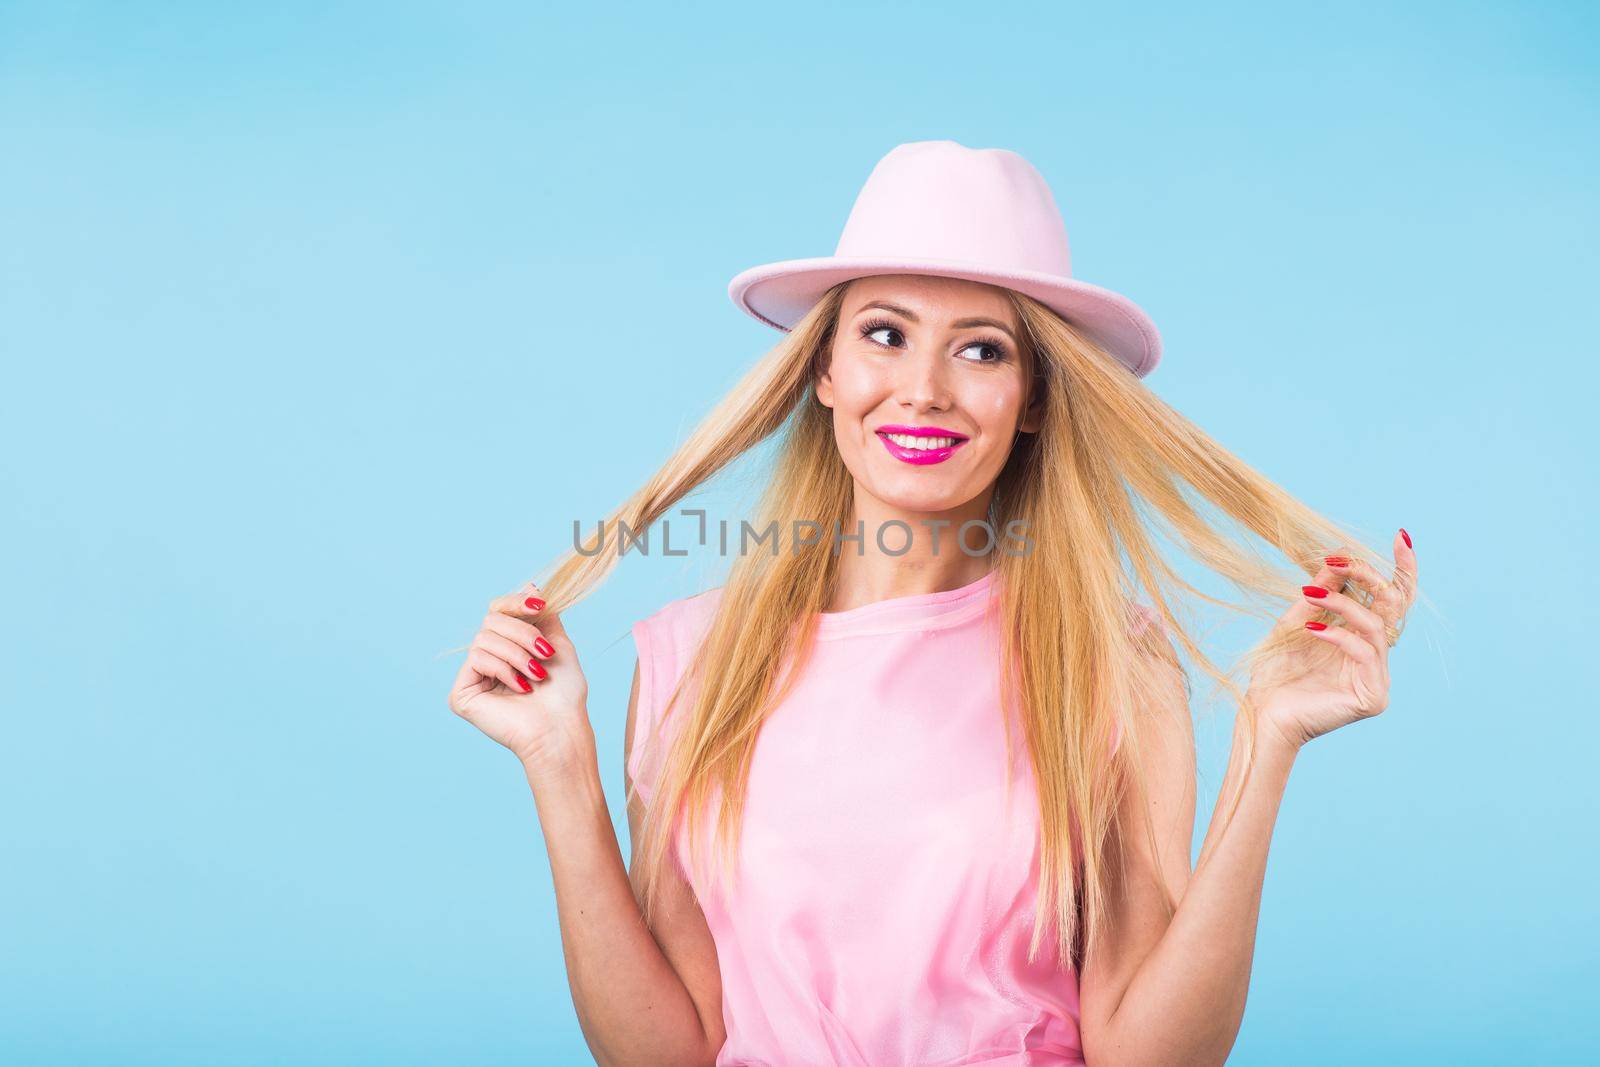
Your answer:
[860,323,1003,362]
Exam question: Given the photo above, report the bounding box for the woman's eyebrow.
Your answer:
[854,300,1017,341]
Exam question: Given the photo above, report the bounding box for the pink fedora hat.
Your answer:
[728,139,1163,377]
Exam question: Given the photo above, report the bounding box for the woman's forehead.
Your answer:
[841,275,1019,325]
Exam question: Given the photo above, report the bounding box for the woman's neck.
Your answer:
[824,497,999,612]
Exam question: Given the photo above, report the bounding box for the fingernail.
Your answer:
[1325,555,1350,567]
[527,659,548,680]
[534,637,555,658]
[525,597,546,611]
[1305,621,1328,631]
[1301,585,1329,598]
[515,674,532,692]
[1399,528,1412,548]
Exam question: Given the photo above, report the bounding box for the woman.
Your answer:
[446,141,1420,1066]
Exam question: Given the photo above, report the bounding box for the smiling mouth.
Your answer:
[878,431,964,450]
[874,430,969,465]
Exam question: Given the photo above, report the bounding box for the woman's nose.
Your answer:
[896,349,952,410]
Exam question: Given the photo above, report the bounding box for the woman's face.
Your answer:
[816,274,1043,523]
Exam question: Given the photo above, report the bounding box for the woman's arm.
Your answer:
[1078,660,1297,1066]
[522,661,722,1067]
[1080,536,1414,1066]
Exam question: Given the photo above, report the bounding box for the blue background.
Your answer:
[2,2,1594,1063]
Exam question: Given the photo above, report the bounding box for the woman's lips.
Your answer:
[876,431,968,465]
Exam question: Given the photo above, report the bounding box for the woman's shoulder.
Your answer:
[627,586,727,804]
[1127,600,1166,638]
[638,583,725,624]
[633,584,727,652]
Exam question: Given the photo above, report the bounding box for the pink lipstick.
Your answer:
[874,424,970,466]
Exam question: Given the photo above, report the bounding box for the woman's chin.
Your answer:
[861,483,979,520]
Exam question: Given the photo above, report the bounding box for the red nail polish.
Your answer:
[1399,528,1412,549]
[515,674,532,692]
[525,597,546,611]
[527,659,548,680]
[1301,585,1329,598]
[534,637,555,658]
[1305,621,1328,631]
[1325,555,1350,567]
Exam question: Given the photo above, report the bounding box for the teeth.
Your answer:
[885,432,958,450]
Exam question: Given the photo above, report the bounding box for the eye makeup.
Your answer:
[856,316,1011,364]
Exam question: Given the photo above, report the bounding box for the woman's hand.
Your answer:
[1248,530,1420,751]
[447,581,594,779]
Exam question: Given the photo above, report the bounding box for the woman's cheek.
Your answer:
[965,392,1018,439]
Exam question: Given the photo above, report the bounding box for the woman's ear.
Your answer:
[815,369,835,409]
[1018,376,1045,433]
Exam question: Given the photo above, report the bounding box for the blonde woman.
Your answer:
[446,141,1420,1067]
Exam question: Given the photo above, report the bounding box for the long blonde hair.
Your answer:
[533,280,1389,969]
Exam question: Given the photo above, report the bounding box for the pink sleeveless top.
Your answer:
[629,569,1135,1067]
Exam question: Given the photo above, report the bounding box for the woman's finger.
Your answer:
[490,579,573,647]
[481,611,556,662]
[1302,617,1381,668]
[1393,528,1419,609]
[1322,548,1405,625]
[467,646,534,694]
[489,580,548,620]
[1279,561,1345,632]
[476,630,550,682]
[1301,581,1388,655]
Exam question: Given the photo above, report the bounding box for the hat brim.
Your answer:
[728,255,1162,378]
